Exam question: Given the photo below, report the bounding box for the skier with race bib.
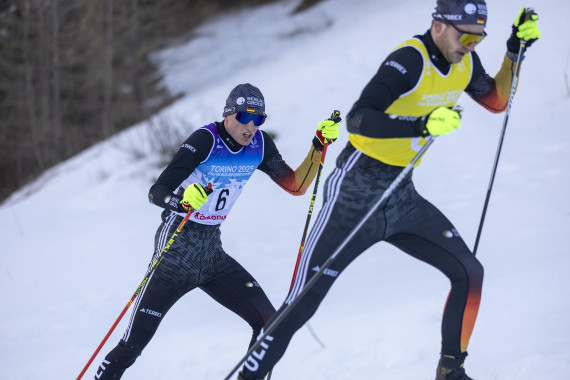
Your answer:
[93,83,340,379]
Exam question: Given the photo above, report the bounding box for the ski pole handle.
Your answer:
[320,110,341,150]
[330,110,341,122]
[173,183,213,234]
[519,8,536,48]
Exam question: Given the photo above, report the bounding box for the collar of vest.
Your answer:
[420,30,452,75]
[215,121,242,152]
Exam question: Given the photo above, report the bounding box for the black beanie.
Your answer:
[432,0,488,26]
[223,83,266,117]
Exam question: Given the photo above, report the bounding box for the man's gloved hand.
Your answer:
[313,111,342,150]
[180,183,209,211]
[506,7,541,54]
[422,107,462,136]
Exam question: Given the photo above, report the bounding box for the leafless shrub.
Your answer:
[129,115,194,168]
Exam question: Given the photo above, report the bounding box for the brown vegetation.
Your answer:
[0,0,282,203]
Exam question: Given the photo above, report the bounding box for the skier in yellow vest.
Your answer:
[236,1,541,379]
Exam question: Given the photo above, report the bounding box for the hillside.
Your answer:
[1,0,569,379]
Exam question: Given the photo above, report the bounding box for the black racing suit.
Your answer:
[239,30,518,379]
[94,121,324,379]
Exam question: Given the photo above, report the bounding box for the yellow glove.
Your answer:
[507,7,540,53]
[313,110,342,150]
[424,107,461,136]
[180,183,209,211]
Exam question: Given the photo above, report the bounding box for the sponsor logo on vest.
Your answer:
[249,136,259,148]
[192,212,227,222]
[210,165,255,173]
[419,90,463,106]
[456,61,467,72]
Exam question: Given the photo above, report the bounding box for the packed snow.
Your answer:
[1,0,569,379]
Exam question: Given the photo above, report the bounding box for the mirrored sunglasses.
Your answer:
[236,111,266,126]
[447,21,487,47]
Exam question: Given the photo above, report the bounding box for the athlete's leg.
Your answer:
[239,146,389,379]
[94,259,192,379]
[200,263,276,348]
[384,194,484,357]
[94,213,201,379]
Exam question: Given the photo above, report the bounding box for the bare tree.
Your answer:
[102,0,114,137]
[0,0,283,203]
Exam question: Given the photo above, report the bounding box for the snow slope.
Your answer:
[1,0,569,379]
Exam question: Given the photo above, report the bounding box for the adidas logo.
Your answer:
[139,308,162,318]
[311,266,339,278]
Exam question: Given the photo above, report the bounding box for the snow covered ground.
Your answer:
[1,0,569,379]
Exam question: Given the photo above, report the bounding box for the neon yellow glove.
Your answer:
[507,8,540,53]
[424,107,461,136]
[180,183,209,211]
[313,110,342,150]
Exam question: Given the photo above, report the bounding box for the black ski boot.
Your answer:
[435,352,474,380]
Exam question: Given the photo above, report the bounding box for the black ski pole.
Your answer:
[223,137,436,380]
[472,11,532,255]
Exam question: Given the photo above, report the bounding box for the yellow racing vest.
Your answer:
[349,37,473,167]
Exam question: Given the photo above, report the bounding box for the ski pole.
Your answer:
[265,111,341,380]
[76,183,213,380]
[288,110,341,291]
[472,10,532,255]
[223,138,436,380]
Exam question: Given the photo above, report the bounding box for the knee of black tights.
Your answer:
[248,317,265,334]
[465,257,484,282]
[247,303,276,334]
[450,257,484,288]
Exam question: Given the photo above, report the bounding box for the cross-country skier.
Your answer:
[93,83,340,379]
[236,2,540,380]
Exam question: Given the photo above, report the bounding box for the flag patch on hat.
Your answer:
[477,17,485,24]
[247,107,255,113]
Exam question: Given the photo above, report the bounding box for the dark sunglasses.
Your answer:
[446,20,487,47]
[236,111,266,126]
